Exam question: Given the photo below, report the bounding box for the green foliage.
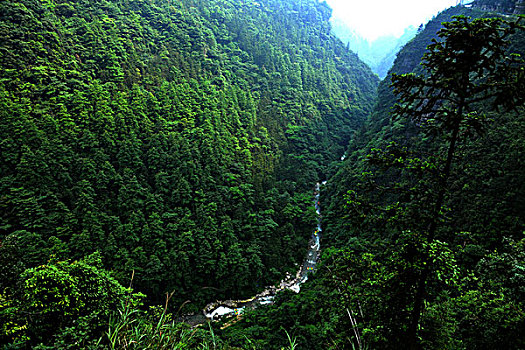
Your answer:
[283,330,298,350]
[389,16,525,346]
[0,253,135,348]
[298,5,525,349]
[392,16,525,138]
[106,297,198,350]
[218,5,525,350]
[0,0,377,317]
[0,0,378,347]
[8,0,525,349]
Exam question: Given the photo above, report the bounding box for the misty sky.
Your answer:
[324,0,464,40]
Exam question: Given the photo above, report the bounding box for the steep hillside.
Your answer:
[315,4,525,349]
[0,0,378,347]
[330,18,419,79]
[324,5,486,243]
[219,5,525,350]
[474,0,525,13]
[325,4,525,247]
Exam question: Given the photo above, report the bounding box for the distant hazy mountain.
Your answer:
[330,17,419,79]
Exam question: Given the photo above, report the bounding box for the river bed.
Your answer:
[179,182,325,325]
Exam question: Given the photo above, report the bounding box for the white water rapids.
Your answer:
[196,181,326,322]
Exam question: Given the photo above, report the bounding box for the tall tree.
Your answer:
[391,15,525,348]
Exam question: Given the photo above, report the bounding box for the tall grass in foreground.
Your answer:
[106,292,217,350]
[105,291,299,349]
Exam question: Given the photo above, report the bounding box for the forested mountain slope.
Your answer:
[330,18,419,79]
[316,4,525,349]
[325,3,525,250]
[323,5,485,241]
[0,0,379,347]
[4,0,524,348]
[218,4,525,349]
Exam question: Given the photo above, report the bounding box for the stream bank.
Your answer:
[179,182,325,325]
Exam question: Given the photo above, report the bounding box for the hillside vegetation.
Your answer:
[245,5,525,349]
[1,0,525,349]
[220,4,525,350]
[0,0,378,347]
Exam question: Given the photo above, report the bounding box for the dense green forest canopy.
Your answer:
[266,5,525,350]
[211,5,525,350]
[0,0,379,347]
[2,0,525,349]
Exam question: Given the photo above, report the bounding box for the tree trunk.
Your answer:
[407,103,463,350]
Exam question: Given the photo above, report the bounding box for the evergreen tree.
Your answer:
[391,16,525,346]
